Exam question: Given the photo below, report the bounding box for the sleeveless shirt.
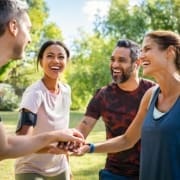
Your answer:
[141,87,180,180]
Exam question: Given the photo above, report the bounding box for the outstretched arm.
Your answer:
[0,127,84,160]
[48,116,97,154]
[78,88,153,155]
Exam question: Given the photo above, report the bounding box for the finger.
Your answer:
[72,129,84,139]
[57,142,66,149]
[71,136,85,144]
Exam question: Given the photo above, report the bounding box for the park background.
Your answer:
[0,0,179,179]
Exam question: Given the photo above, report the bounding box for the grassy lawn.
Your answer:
[0,111,106,180]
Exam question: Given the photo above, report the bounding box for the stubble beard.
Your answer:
[111,66,134,84]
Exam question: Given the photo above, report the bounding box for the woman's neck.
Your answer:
[42,77,60,94]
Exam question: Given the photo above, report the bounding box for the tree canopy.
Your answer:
[66,0,179,109]
[0,0,179,110]
[0,0,63,95]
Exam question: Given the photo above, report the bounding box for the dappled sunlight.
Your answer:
[0,159,15,180]
[0,111,107,180]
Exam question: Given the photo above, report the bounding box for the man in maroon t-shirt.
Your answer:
[76,39,155,180]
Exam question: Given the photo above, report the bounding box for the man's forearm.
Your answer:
[0,128,84,160]
[76,116,97,138]
[0,132,56,160]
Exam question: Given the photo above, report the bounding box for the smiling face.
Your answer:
[40,44,68,80]
[140,36,167,77]
[110,47,135,84]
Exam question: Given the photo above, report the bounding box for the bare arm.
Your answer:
[16,109,56,153]
[46,116,96,154]
[76,115,97,138]
[17,125,52,153]
[0,126,84,160]
[0,122,48,159]
[78,88,153,154]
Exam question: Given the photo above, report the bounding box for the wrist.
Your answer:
[47,131,59,143]
[87,143,95,153]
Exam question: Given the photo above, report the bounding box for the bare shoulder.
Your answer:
[141,85,159,109]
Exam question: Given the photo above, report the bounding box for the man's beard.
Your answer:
[111,66,133,84]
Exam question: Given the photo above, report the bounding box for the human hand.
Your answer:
[55,128,84,143]
[47,144,69,155]
[48,141,79,154]
[37,144,68,154]
[48,128,84,154]
[71,144,91,156]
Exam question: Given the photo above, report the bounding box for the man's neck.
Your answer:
[0,37,11,67]
[117,76,141,91]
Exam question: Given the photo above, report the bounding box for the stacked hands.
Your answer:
[49,128,91,156]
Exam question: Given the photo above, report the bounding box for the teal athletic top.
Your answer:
[141,87,180,180]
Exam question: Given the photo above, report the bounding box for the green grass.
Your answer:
[0,111,106,180]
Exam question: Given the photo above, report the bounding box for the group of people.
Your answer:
[76,31,180,180]
[0,0,179,180]
[0,0,84,178]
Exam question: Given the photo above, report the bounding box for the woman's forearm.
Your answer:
[94,134,134,153]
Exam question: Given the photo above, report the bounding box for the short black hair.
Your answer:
[116,39,139,63]
[0,0,28,36]
[37,40,70,69]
